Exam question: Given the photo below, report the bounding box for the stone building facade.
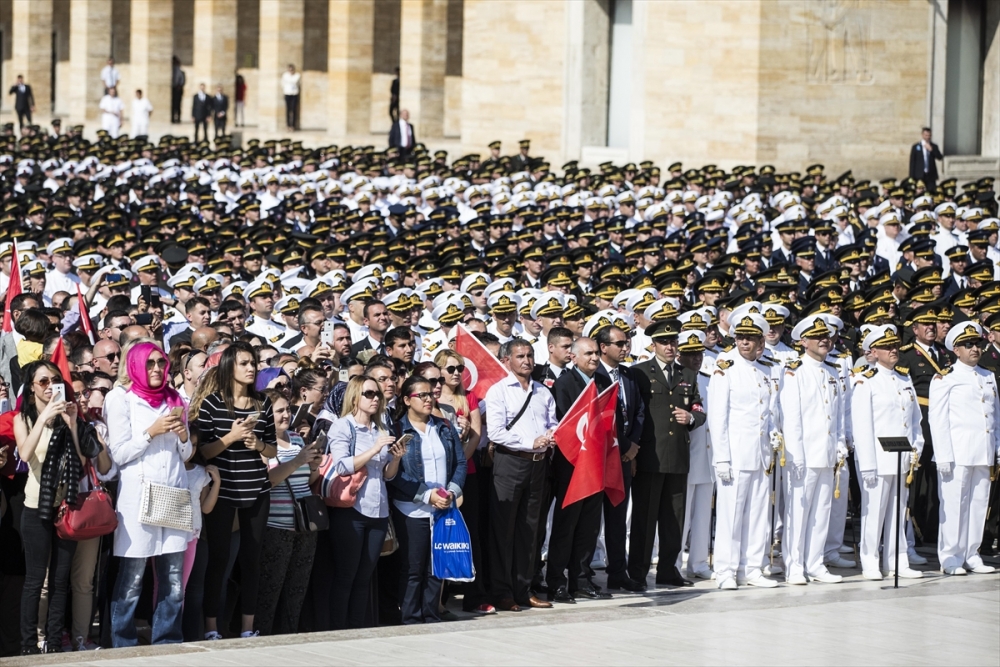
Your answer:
[1,0,997,180]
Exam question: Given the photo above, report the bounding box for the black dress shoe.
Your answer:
[548,585,576,604]
[496,597,523,612]
[655,575,694,587]
[607,576,647,592]
[531,580,549,595]
[584,579,613,599]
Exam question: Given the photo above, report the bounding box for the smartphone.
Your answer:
[314,431,328,454]
[396,433,414,448]
[242,411,261,429]
[290,403,313,432]
[338,367,350,383]
[321,320,335,346]
[135,313,154,326]
[151,293,161,308]
[170,406,184,419]
[140,285,152,303]
[51,383,66,403]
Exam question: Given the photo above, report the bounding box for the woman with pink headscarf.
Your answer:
[104,342,192,647]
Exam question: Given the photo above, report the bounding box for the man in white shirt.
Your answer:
[99,87,124,138]
[131,89,153,137]
[100,57,120,92]
[281,64,301,131]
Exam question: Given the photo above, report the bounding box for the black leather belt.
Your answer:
[495,445,549,462]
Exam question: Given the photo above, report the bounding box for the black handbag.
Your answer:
[285,478,329,532]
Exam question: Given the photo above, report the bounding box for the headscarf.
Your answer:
[255,367,288,393]
[126,342,185,410]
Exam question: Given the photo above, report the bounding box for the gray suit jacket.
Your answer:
[0,332,17,390]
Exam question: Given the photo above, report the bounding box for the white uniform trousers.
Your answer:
[714,469,769,583]
[782,467,834,578]
[773,464,786,544]
[824,461,851,560]
[937,465,992,570]
[860,474,911,573]
[677,481,714,575]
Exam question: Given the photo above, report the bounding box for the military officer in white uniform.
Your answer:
[851,325,925,580]
[708,312,778,589]
[779,315,849,585]
[244,278,286,345]
[929,321,1000,575]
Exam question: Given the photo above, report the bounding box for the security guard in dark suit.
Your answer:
[898,303,955,546]
[629,319,706,587]
[978,313,1000,555]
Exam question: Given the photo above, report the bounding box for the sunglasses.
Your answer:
[35,377,64,388]
[146,358,168,369]
[409,392,434,401]
[96,352,120,361]
[955,340,980,349]
[606,340,628,347]
[374,375,398,383]
[444,364,466,375]
[361,389,380,400]
[422,377,444,386]
[86,386,112,396]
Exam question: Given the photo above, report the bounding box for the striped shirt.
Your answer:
[267,433,313,530]
[195,393,276,507]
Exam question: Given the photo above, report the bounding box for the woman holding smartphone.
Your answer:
[327,376,405,630]
[390,376,466,624]
[14,361,85,654]
[195,341,277,639]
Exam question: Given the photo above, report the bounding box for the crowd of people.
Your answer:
[0,123,998,656]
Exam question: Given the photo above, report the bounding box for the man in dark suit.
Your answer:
[191,83,211,142]
[629,319,706,588]
[212,85,229,137]
[7,75,34,129]
[594,325,646,592]
[349,300,390,356]
[909,127,943,193]
[388,108,416,155]
[546,337,611,602]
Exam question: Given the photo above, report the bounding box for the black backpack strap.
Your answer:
[505,389,534,431]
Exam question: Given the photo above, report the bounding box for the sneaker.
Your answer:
[474,603,497,615]
[240,630,259,639]
[204,631,223,641]
[907,550,929,565]
[74,636,101,651]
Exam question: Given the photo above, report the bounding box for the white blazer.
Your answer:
[708,354,775,472]
[851,365,924,475]
[929,362,1000,467]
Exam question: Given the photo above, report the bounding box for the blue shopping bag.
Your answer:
[430,505,475,582]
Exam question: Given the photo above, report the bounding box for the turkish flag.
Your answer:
[603,426,626,507]
[2,241,22,333]
[77,284,95,344]
[50,337,76,401]
[454,324,508,395]
[554,382,619,507]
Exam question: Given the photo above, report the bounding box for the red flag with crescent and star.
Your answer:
[454,323,509,395]
[553,381,621,507]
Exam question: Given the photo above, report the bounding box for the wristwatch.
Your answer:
[141,429,152,443]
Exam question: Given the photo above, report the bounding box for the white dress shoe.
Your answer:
[943,566,967,576]
[838,545,855,554]
[745,575,779,588]
[824,556,856,569]
[966,564,996,574]
[786,573,808,585]
[896,567,924,579]
[717,577,738,590]
[764,562,783,576]
[862,570,884,581]
[807,571,843,584]
[907,551,928,565]
[689,568,714,580]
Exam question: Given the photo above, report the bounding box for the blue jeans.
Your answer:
[111,552,185,647]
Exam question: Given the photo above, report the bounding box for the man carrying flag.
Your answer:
[546,337,613,603]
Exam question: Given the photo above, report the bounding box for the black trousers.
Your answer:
[202,494,269,618]
[16,110,31,128]
[546,450,602,591]
[193,119,209,143]
[182,537,208,642]
[489,450,548,604]
[603,458,634,580]
[214,116,227,137]
[171,86,183,122]
[328,507,386,630]
[458,469,489,610]
[285,95,299,129]
[910,407,939,544]
[628,471,687,582]
[393,509,441,624]
[20,507,76,651]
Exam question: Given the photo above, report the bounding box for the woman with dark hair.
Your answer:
[390,375,466,624]
[195,341,277,639]
[105,342,192,647]
[14,360,85,654]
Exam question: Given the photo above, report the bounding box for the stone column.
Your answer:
[327,0,374,137]
[399,0,447,140]
[68,0,112,124]
[11,0,53,119]
[257,0,304,132]
[130,0,173,133]
[191,0,237,114]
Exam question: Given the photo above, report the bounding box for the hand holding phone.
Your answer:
[51,383,66,404]
[321,321,335,346]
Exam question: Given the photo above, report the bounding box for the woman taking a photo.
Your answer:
[328,375,405,630]
[195,341,278,639]
[255,388,322,636]
[390,375,466,625]
[104,343,191,647]
[14,361,86,654]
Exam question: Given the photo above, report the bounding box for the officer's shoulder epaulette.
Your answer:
[899,343,914,352]
[836,350,850,358]
[699,371,710,378]
[757,358,774,367]
[785,359,801,375]
[933,367,954,379]
[894,365,910,376]
[246,315,255,325]
[645,344,653,352]
[823,359,839,370]
[852,363,868,374]
[715,359,733,373]
[862,368,878,379]
[425,340,442,352]
[723,343,735,352]
[269,334,283,343]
